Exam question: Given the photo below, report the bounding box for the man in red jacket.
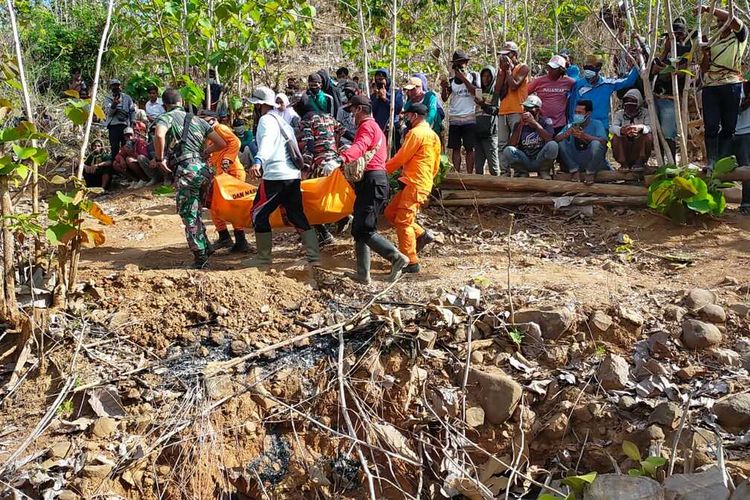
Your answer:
[333,95,408,284]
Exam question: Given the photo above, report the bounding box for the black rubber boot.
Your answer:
[346,241,371,284]
[192,250,210,269]
[230,230,251,253]
[366,234,408,282]
[416,230,436,253]
[705,137,719,170]
[213,229,233,250]
[315,225,335,247]
[718,137,734,162]
[403,263,421,274]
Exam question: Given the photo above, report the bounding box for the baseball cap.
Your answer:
[123,126,134,135]
[249,86,278,107]
[406,103,428,116]
[343,94,371,110]
[403,77,423,90]
[499,42,519,55]
[548,55,568,69]
[522,95,542,109]
[451,50,470,63]
[109,78,121,86]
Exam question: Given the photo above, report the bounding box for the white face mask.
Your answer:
[584,69,598,80]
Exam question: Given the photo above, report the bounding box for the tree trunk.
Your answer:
[440,195,648,207]
[1,177,18,322]
[387,0,398,155]
[442,172,648,196]
[665,0,689,164]
[356,0,370,95]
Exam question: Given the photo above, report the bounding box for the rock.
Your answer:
[597,353,631,390]
[665,305,688,322]
[731,479,750,499]
[465,407,485,428]
[707,347,742,367]
[649,402,683,429]
[513,307,575,340]
[542,412,568,439]
[643,424,666,443]
[619,306,645,335]
[742,352,750,372]
[206,375,234,400]
[208,330,225,346]
[91,417,117,438]
[230,340,247,356]
[584,474,663,500]
[697,304,727,324]
[682,320,722,350]
[48,441,72,459]
[676,365,704,381]
[649,332,674,356]
[58,491,79,500]
[470,351,484,365]
[82,464,114,479]
[634,358,672,381]
[589,310,613,335]
[517,322,544,359]
[466,367,522,424]
[619,395,637,410]
[729,303,750,318]
[663,466,729,500]
[713,393,750,434]
[684,288,717,311]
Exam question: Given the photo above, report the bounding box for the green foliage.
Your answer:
[63,90,106,126]
[622,440,667,478]
[0,117,57,184]
[125,70,163,103]
[508,328,524,347]
[178,75,205,109]
[647,158,736,223]
[57,398,74,416]
[538,471,597,499]
[153,184,175,196]
[16,3,115,93]
[434,154,452,186]
[46,181,113,248]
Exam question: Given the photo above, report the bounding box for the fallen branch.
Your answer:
[442,172,648,196]
[439,196,648,207]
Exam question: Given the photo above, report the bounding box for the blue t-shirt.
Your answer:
[560,118,607,150]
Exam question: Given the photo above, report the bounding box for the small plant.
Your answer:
[57,398,74,416]
[62,89,105,125]
[538,471,597,499]
[648,157,737,223]
[622,440,667,478]
[508,328,524,347]
[153,184,175,197]
[594,343,607,359]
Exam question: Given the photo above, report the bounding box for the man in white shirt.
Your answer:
[441,50,480,173]
[249,86,320,267]
[145,86,166,122]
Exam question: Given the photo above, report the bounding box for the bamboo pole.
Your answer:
[6,0,39,218]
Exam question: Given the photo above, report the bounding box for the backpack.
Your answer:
[343,136,382,184]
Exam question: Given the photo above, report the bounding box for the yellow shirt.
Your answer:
[704,24,748,86]
[385,121,441,194]
[499,65,529,115]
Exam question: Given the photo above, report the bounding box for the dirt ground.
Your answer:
[2,185,750,499]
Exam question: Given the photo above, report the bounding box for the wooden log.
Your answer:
[719,166,750,182]
[554,170,643,182]
[442,172,648,196]
[440,196,648,207]
[440,189,548,200]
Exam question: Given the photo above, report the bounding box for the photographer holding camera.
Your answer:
[104,78,136,158]
[494,42,529,176]
[441,50,480,173]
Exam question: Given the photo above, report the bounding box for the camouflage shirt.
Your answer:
[155,107,212,157]
[296,112,342,174]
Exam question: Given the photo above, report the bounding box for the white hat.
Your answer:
[522,95,543,109]
[249,86,278,107]
[548,55,568,69]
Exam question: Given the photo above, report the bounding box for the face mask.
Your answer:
[573,114,587,125]
[583,69,597,80]
[624,104,639,115]
[234,127,245,136]
[403,118,413,130]
[309,87,320,95]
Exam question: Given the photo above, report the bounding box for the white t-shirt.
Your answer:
[256,110,301,181]
[145,99,166,119]
[449,73,479,124]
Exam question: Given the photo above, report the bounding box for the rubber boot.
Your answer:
[300,229,321,265]
[246,232,272,267]
[718,137,734,162]
[366,233,408,282]
[403,263,421,274]
[416,229,436,253]
[192,250,210,269]
[230,230,251,253]
[346,241,371,284]
[315,225,335,247]
[213,229,233,250]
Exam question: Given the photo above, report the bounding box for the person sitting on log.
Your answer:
[610,89,653,172]
[555,99,609,184]
[503,95,558,179]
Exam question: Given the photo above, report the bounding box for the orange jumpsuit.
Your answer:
[208,123,246,231]
[384,120,441,264]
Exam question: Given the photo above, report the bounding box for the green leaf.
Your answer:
[648,179,673,209]
[561,471,597,494]
[713,156,738,177]
[622,440,641,462]
[31,149,48,165]
[12,145,36,160]
[46,222,76,246]
[15,164,29,180]
[64,104,88,125]
[49,175,68,185]
[643,456,667,467]
[153,185,175,196]
[628,468,643,476]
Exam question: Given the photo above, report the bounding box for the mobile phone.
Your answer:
[475,89,482,99]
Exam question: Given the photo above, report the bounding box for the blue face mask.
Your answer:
[573,114,587,125]
[583,69,598,80]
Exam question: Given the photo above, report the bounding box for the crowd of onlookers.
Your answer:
[75,4,749,213]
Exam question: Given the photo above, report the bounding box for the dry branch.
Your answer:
[442,173,648,196]
[439,196,648,207]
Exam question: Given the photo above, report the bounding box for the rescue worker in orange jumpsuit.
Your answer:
[384,103,440,274]
[200,110,250,253]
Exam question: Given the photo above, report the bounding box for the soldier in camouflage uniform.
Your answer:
[151,89,228,268]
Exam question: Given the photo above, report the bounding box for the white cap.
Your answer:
[249,86,278,108]
[548,55,568,69]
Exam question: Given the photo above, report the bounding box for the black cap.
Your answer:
[673,17,687,32]
[343,94,371,110]
[232,118,245,127]
[407,103,428,116]
[451,50,470,63]
[308,73,323,84]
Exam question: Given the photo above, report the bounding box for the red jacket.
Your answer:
[339,116,387,172]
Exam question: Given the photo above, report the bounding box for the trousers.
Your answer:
[252,178,311,233]
[475,134,500,175]
[384,184,427,264]
[175,160,212,253]
[352,170,389,243]
[212,166,247,231]
[503,141,559,173]
[558,140,608,174]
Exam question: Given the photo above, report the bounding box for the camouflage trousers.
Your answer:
[175,160,212,253]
